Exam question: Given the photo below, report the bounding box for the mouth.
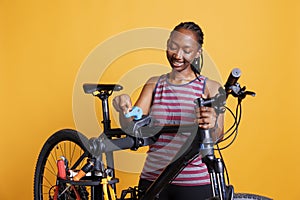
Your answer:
[172,60,184,67]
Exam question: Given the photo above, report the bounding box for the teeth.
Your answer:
[173,61,183,66]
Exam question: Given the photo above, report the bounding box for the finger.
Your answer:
[197,116,216,128]
[112,98,122,112]
[198,117,211,124]
[121,95,132,111]
[200,107,216,114]
[195,107,208,118]
[200,106,209,112]
[125,101,133,112]
[195,110,201,118]
[199,123,210,129]
[199,109,217,119]
[120,104,131,114]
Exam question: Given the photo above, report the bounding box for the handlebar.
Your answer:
[84,68,256,156]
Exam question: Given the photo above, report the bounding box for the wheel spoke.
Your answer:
[34,130,91,200]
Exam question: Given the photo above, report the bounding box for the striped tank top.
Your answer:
[140,74,211,186]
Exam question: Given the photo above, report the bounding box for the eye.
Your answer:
[168,44,177,51]
[184,50,192,54]
[183,48,193,54]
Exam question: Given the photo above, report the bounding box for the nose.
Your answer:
[173,49,183,60]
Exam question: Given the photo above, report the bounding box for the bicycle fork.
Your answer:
[203,156,228,200]
[201,129,233,200]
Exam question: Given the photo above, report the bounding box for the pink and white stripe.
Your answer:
[140,74,210,186]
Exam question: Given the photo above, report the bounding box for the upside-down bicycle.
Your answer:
[34,69,272,200]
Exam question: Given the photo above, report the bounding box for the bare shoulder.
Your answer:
[205,78,223,97]
[146,76,160,84]
[138,76,160,96]
[144,76,160,90]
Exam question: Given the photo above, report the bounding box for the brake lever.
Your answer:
[124,115,153,150]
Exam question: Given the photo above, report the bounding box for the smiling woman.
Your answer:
[112,21,224,200]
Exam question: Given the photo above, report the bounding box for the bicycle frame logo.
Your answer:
[72,27,222,174]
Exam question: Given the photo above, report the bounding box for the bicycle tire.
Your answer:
[233,193,272,200]
[33,129,92,200]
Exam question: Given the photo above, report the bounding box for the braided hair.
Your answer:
[171,22,204,74]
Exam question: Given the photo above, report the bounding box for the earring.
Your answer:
[194,57,199,66]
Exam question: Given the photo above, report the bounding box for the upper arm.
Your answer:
[204,78,223,98]
[134,76,159,115]
[205,78,225,137]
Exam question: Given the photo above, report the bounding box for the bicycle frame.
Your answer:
[80,83,234,200]
[35,70,270,200]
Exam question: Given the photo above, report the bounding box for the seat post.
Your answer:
[100,94,111,131]
[96,91,111,132]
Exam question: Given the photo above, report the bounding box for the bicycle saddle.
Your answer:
[83,83,123,94]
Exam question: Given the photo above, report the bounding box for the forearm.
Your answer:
[113,77,157,130]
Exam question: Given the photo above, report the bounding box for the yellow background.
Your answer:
[1,0,299,199]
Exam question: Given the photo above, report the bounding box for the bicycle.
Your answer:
[34,68,272,200]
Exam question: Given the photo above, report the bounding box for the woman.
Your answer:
[113,22,224,200]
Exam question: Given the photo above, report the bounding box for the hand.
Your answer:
[112,94,132,114]
[195,106,217,129]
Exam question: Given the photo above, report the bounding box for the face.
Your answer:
[166,28,201,72]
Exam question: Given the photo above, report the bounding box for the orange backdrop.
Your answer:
[0,1,299,199]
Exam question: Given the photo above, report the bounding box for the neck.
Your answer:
[168,70,197,84]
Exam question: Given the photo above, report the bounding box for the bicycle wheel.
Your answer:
[34,129,92,200]
[233,193,272,200]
